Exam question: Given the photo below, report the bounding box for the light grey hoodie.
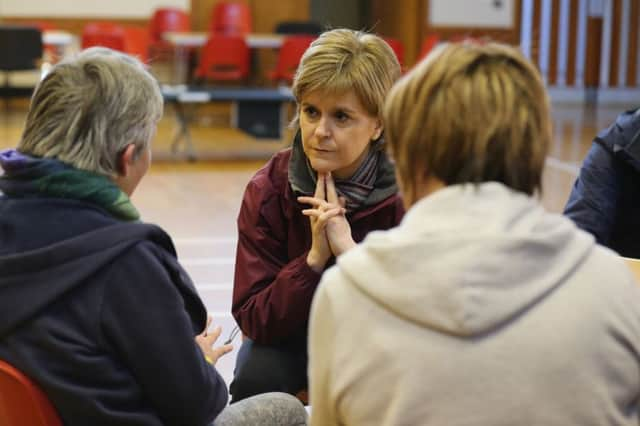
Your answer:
[309,182,640,426]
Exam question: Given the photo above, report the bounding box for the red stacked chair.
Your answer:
[383,37,405,69]
[81,22,126,51]
[209,2,252,35]
[0,359,62,426]
[419,34,440,61]
[149,8,190,55]
[123,27,150,63]
[82,23,150,64]
[195,34,250,82]
[269,35,315,85]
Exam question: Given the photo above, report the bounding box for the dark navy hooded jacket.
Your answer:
[0,197,228,425]
[564,108,640,258]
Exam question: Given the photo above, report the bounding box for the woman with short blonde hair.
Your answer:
[292,28,400,122]
[231,28,404,402]
[309,41,640,425]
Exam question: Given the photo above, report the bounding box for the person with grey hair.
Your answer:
[0,48,307,426]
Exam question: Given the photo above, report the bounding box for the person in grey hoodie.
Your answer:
[308,41,640,426]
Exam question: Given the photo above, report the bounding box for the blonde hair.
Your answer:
[292,28,401,123]
[18,47,163,176]
[384,42,551,200]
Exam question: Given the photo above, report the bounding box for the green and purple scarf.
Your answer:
[0,149,139,221]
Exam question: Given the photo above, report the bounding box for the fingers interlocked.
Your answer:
[298,172,345,221]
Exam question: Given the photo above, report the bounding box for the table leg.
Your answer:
[174,45,189,84]
[170,102,197,161]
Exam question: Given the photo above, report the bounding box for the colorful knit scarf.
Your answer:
[0,149,140,221]
[288,131,398,213]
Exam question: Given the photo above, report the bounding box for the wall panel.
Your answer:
[0,0,188,18]
[2,17,147,35]
[548,0,560,85]
[251,0,309,33]
[608,0,621,87]
[566,0,579,86]
[189,0,309,33]
[371,0,423,66]
[424,0,521,45]
[626,0,638,87]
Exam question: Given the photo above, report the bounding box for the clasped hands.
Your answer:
[298,172,356,273]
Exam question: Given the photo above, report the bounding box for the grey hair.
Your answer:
[18,47,163,176]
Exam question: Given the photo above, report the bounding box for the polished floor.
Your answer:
[0,100,635,386]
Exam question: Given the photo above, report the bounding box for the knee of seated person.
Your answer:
[214,392,308,426]
[230,338,307,402]
[231,354,306,401]
[231,363,298,402]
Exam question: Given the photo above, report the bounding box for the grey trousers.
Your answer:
[212,392,308,426]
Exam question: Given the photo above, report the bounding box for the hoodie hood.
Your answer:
[337,182,595,336]
[0,222,196,337]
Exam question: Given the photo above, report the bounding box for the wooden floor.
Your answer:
[0,100,635,386]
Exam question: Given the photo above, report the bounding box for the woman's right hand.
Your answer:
[298,173,344,273]
[323,172,356,256]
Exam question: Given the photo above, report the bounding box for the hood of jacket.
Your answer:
[336,182,595,336]
[0,220,186,338]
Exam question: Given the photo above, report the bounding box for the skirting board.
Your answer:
[547,87,640,106]
[596,88,640,105]
[547,87,587,104]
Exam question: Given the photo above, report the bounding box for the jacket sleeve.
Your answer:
[232,178,322,344]
[564,141,622,245]
[100,242,228,426]
[309,274,339,426]
[393,195,405,225]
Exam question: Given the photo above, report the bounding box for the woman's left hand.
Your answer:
[324,173,356,256]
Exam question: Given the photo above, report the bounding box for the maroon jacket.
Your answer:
[232,140,404,344]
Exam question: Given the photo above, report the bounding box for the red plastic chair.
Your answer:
[81,22,126,51]
[195,34,250,81]
[148,8,191,71]
[123,26,150,63]
[209,2,252,35]
[269,35,315,84]
[149,7,190,54]
[418,34,440,61]
[383,37,405,68]
[150,8,190,44]
[82,23,149,63]
[0,359,62,426]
